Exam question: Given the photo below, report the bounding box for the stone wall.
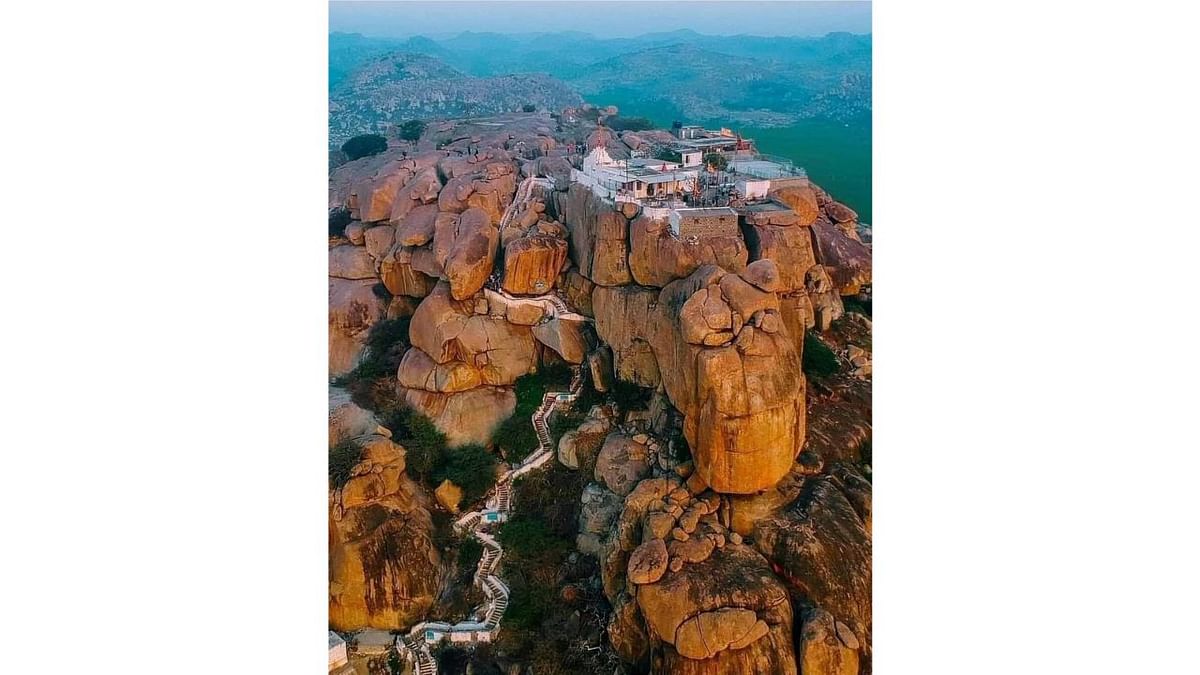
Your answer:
[674,212,740,240]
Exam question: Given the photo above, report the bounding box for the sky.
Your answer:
[329,1,871,39]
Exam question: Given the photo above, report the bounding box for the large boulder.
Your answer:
[408,283,536,386]
[754,471,872,639]
[627,214,748,288]
[558,183,633,286]
[532,316,588,364]
[401,386,516,448]
[811,220,872,296]
[329,278,386,377]
[503,234,569,295]
[741,221,818,293]
[444,207,499,301]
[330,244,377,280]
[591,285,661,388]
[329,424,441,631]
[636,543,796,673]
[770,185,821,226]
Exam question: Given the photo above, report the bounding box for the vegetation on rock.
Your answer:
[328,441,363,489]
[340,133,388,160]
[397,119,427,141]
[802,331,841,379]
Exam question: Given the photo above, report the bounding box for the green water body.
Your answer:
[585,92,872,223]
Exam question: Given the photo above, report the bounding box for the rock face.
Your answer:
[597,475,797,674]
[591,265,806,494]
[329,277,385,377]
[754,470,873,641]
[329,395,441,631]
[398,282,534,445]
[810,219,871,296]
[503,234,568,295]
[628,213,748,288]
[558,183,633,286]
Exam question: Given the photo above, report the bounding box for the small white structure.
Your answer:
[328,631,348,671]
[680,150,703,167]
[735,177,771,200]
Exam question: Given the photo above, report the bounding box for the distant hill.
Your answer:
[328,52,583,144]
[329,30,870,128]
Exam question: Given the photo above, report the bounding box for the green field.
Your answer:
[585,93,871,223]
[741,117,872,224]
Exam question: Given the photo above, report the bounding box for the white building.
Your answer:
[328,631,348,671]
[573,146,699,202]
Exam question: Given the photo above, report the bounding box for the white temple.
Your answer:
[572,145,700,202]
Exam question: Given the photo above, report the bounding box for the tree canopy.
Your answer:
[340,133,388,160]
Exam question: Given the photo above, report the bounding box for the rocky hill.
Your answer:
[330,31,872,128]
[329,52,583,144]
[328,112,871,674]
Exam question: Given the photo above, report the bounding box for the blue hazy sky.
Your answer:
[329,1,871,38]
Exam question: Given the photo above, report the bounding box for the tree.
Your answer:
[397,119,427,142]
[704,152,729,171]
[607,115,654,132]
[522,103,537,113]
[340,134,388,161]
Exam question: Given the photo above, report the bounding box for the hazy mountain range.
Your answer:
[329,29,871,137]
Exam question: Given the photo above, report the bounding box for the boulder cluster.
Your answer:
[328,389,442,631]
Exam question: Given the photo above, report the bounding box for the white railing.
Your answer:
[395,363,585,675]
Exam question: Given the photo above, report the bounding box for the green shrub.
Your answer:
[521,103,537,113]
[397,119,427,142]
[328,207,352,237]
[334,318,411,386]
[606,115,654,132]
[802,332,841,379]
[328,441,363,490]
[703,152,729,170]
[500,513,571,563]
[457,537,483,571]
[843,296,872,317]
[341,133,388,160]
[432,444,497,503]
[504,585,554,631]
[492,364,574,462]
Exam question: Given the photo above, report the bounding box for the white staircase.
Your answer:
[393,365,586,675]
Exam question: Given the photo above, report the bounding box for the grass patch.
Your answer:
[328,441,363,490]
[843,296,872,317]
[457,537,483,571]
[333,317,411,387]
[493,364,574,463]
[432,444,497,504]
[803,332,841,380]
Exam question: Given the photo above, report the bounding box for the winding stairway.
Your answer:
[394,172,589,675]
[395,368,584,674]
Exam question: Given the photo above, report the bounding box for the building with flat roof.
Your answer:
[328,631,348,671]
[574,146,700,201]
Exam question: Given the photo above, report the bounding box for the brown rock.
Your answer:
[329,244,377,280]
[402,386,516,448]
[329,278,386,377]
[532,316,588,364]
[364,225,396,260]
[595,433,652,497]
[628,214,748,288]
[445,207,499,300]
[627,538,669,585]
[825,200,858,224]
[811,220,872,296]
[743,258,783,293]
[770,184,820,226]
[798,608,861,675]
[558,184,632,286]
[395,203,439,247]
[434,479,464,513]
[329,433,441,631]
[502,234,568,295]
